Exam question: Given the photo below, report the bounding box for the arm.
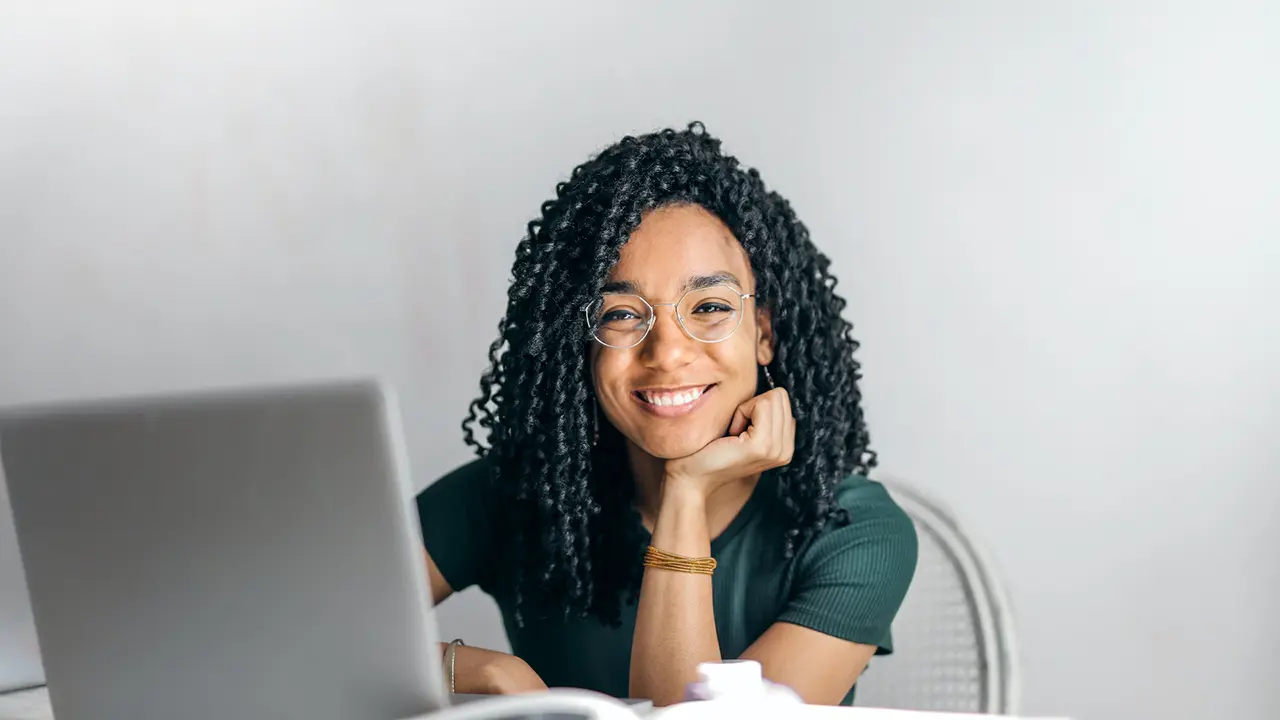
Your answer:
[631,497,913,706]
[629,389,917,706]
[630,389,794,706]
[425,548,547,694]
[745,483,919,704]
[416,460,546,695]
[628,481,720,706]
[740,623,877,705]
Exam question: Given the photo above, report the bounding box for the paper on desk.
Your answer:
[649,699,1072,720]
[0,687,52,720]
[783,709,1071,720]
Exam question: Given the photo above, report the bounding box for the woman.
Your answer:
[416,123,918,707]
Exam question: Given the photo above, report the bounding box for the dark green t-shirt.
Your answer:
[415,458,917,706]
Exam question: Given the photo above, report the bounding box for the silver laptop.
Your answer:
[0,380,447,720]
[0,465,44,695]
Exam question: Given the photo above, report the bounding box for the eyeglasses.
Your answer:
[583,283,756,349]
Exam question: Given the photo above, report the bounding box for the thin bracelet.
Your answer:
[446,638,465,694]
[643,545,716,575]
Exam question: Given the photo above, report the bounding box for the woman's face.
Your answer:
[590,204,773,460]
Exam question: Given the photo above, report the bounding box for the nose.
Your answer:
[639,304,697,371]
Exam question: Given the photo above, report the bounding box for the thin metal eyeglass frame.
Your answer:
[582,284,757,350]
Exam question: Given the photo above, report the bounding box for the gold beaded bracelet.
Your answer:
[643,545,717,576]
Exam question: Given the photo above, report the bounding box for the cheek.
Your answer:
[707,340,760,391]
[590,354,630,413]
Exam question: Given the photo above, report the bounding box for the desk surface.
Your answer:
[0,687,650,720]
[1,685,1069,720]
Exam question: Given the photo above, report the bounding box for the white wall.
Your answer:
[2,2,1277,718]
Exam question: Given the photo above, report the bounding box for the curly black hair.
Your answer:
[461,122,875,626]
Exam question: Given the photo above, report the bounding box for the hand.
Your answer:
[663,388,795,499]
[449,644,548,695]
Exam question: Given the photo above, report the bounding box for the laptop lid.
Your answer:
[0,464,44,694]
[0,379,447,720]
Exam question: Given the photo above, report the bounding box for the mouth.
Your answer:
[632,384,716,417]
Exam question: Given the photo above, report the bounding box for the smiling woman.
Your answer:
[414,123,918,707]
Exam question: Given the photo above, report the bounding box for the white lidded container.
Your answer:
[681,659,804,704]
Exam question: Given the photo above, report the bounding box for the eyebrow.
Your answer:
[601,271,744,296]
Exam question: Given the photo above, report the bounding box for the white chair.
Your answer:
[854,478,1019,714]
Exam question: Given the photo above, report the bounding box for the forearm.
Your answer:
[442,643,546,695]
[629,482,722,706]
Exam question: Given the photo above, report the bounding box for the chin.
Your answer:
[635,429,720,460]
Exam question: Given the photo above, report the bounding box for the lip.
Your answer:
[631,384,715,418]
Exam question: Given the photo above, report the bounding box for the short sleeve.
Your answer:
[414,457,497,594]
[776,478,918,654]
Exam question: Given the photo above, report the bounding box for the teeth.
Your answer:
[642,388,703,407]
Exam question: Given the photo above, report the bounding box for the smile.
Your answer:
[631,384,715,417]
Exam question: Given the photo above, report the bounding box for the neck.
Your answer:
[627,441,760,539]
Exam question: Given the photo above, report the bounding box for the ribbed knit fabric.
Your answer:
[417,459,918,706]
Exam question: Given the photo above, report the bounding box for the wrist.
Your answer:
[450,645,544,695]
[652,479,711,556]
[483,654,545,694]
[660,473,709,507]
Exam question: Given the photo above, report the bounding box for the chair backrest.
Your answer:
[854,478,1019,714]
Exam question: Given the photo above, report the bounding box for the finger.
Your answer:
[727,403,751,436]
[740,398,773,450]
[761,389,776,441]
[778,387,793,422]
[745,392,780,464]
[778,388,793,456]
[728,393,767,436]
[772,390,786,461]
[781,402,795,464]
[756,389,791,465]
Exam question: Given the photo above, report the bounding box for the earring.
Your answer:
[762,364,776,390]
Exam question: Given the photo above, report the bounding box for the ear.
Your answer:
[755,306,775,366]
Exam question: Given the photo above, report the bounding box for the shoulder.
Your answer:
[414,454,502,545]
[415,455,495,504]
[833,474,915,531]
[414,454,504,593]
[796,474,919,585]
[774,474,919,652]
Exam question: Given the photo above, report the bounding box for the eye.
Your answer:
[692,301,734,314]
[601,309,640,323]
